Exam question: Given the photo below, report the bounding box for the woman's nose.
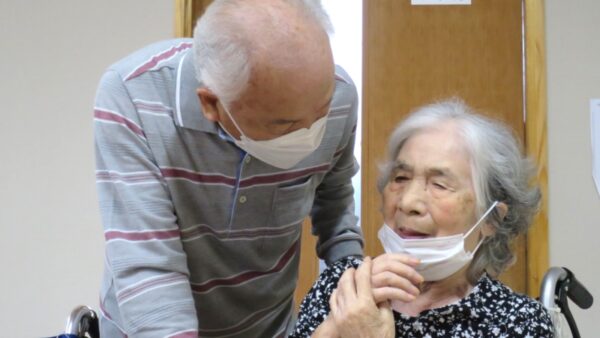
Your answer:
[397,179,427,216]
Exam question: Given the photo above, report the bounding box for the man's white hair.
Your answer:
[193,0,333,107]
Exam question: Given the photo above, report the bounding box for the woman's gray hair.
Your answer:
[379,98,541,283]
[193,0,333,107]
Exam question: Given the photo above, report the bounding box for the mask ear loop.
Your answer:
[465,201,499,255]
[220,103,246,138]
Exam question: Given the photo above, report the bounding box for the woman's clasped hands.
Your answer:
[325,254,424,338]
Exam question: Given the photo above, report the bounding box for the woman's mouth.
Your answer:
[396,228,430,239]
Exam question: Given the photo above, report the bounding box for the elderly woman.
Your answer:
[290,99,554,337]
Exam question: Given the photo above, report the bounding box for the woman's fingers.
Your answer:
[371,253,424,286]
[369,253,424,304]
[355,256,374,299]
[372,270,421,296]
[329,258,397,338]
[335,267,357,311]
[372,285,417,304]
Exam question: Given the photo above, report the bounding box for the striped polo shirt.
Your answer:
[94,38,363,338]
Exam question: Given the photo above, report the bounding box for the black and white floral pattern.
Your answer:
[290,257,554,338]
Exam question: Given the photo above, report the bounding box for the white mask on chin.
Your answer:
[378,201,499,282]
[220,104,327,170]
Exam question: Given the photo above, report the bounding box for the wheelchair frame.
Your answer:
[60,267,593,338]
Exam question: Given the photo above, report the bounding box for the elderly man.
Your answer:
[93,0,363,337]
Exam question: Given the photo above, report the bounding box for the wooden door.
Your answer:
[362,0,547,295]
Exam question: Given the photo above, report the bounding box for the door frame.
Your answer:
[523,0,548,297]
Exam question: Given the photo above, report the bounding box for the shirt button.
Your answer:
[239,195,247,203]
[244,156,251,164]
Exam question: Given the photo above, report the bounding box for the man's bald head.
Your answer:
[193,0,334,108]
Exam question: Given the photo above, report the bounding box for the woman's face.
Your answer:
[382,123,479,241]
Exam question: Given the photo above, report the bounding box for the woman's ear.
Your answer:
[496,201,508,220]
[197,87,220,122]
[482,202,508,237]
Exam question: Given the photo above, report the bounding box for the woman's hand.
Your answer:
[370,253,424,304]
[329,257,395,338]
[311,315,340,338]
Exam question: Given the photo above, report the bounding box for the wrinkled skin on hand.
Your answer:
[328,257,396,338]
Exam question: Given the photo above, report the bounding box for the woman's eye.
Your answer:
[432,182,447,190]
[394,175,408,183]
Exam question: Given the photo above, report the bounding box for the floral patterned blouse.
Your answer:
[290,257,554,338]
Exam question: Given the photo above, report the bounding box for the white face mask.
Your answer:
[220,104,328,169]
[378,201,499,282]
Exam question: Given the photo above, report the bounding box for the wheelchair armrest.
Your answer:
[65,305,99,338]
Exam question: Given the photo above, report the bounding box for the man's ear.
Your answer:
[197,87,220,122]
[482,202,508,237]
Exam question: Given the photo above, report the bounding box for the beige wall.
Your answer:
[546,0,600,335]
[0,1,173,336]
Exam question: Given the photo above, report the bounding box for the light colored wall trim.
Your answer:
[174,0,213,38]
[174,0,194,37]
[524,0,549,297]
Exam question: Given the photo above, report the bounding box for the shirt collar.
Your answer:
[174,49,218,134]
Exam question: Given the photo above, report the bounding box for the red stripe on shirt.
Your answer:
[161,168,237,185]
[125,42,192,81]
[133,101,173,113]
[191,240,299,293]
[161,163,329,188]
[181,223,298,241]
[239,163,330,188]
[105,229,180,242]
[94,109,145,138]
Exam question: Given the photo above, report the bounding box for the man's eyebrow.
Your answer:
[271,118,299,125]
[271,96,334,125]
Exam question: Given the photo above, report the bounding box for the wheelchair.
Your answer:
[539,267,594,338]
[52,267,593,338]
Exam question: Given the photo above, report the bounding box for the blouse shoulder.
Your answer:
[479,276,555,337]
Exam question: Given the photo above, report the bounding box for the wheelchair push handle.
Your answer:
[540,267,593,310]
[563,267,593,309]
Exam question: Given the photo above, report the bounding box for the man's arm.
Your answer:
[95,70,198,337]
[311,76,363,265]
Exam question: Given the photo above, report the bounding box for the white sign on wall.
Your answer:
[591,99,600,196]
[411,0,471,5]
